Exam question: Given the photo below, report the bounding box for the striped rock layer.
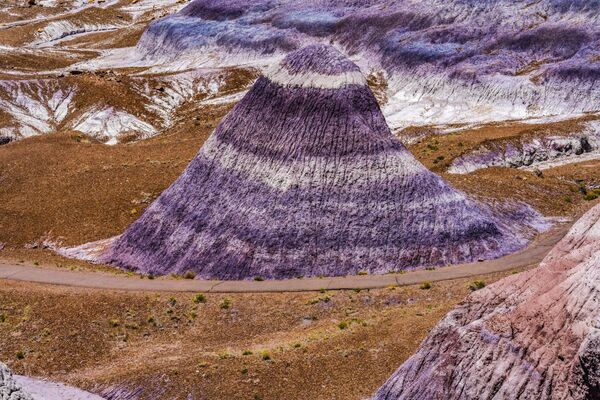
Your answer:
[101,45,528,280]
[374,205,600,400]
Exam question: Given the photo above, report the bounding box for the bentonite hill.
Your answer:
[99,45,533,280]
[374,203,600,400]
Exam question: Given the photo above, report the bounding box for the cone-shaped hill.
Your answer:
[100,45,531,280]
[374,204,600,400]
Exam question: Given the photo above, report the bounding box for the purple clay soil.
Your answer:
[101,45,539,280]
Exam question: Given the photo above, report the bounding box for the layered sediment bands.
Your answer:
[0,363,33,400]
[449,121,600,173]
[135,0,600,127]
[100,45,540,280]
[374,204,600,400]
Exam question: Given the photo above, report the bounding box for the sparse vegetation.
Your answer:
[338,321,348,330]
[469,280,486,291]
[307,295,331,305]
[242,350,253,356]
[220,298,232,309]
[420,282,432,290]
[260,350,271,361]
[253,276,265,281]
[193,293,206,304]
[109,319,120,327]
[16,350,25,360]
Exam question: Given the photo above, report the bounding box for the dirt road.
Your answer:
[0,225,569,293]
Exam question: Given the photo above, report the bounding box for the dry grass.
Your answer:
[0,269,522,400]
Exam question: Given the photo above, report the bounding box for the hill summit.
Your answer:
[101,45,531,280]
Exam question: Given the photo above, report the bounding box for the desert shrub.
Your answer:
[241,368,248,374]
[338,321,348,330]
[357,270,368,276]
[109,319,120,328]
[193,293,206,304]
[254,276,264,281]
[420,282,432,290]
[242,350,253,356]
[584,193,598,201]
[220,298,232,309]
[469,280,486,291]
[16,351,25,360]
[260,351,271,361]
[0,313,6,323]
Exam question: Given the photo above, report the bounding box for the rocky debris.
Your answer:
[0,363,33,400]
[449,124,600,174]
[99,45,543,280]
[374,203,600,400]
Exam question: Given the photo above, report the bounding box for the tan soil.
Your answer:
[0,269,522,400]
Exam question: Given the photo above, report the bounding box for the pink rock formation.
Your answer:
[374,204,600,399]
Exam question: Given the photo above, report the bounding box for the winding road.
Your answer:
[0,225,569,293]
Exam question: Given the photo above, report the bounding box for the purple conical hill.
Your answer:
[100,45,529,280]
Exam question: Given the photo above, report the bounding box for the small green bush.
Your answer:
[193,293,206,304]
[584,193,599,201]
[357,270,368,276]
[242,350,253,356]
[220,298,232,309]
[253,276,264,281]
[16,351,25,360]
[420,282,432,290]
[260,351,271,361]
[109,319,120,328]
[338,321,348,330]
[0,313,6,323]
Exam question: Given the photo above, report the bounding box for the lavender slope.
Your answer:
[100,45,536,280]
[374,205,600,400]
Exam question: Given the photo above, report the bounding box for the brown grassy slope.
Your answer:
[0,270,519,400]
[0,104,231,247]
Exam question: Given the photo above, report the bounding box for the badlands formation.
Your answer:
[100,45,539,280]
[374,203,600,400]
[0,1,599,399]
